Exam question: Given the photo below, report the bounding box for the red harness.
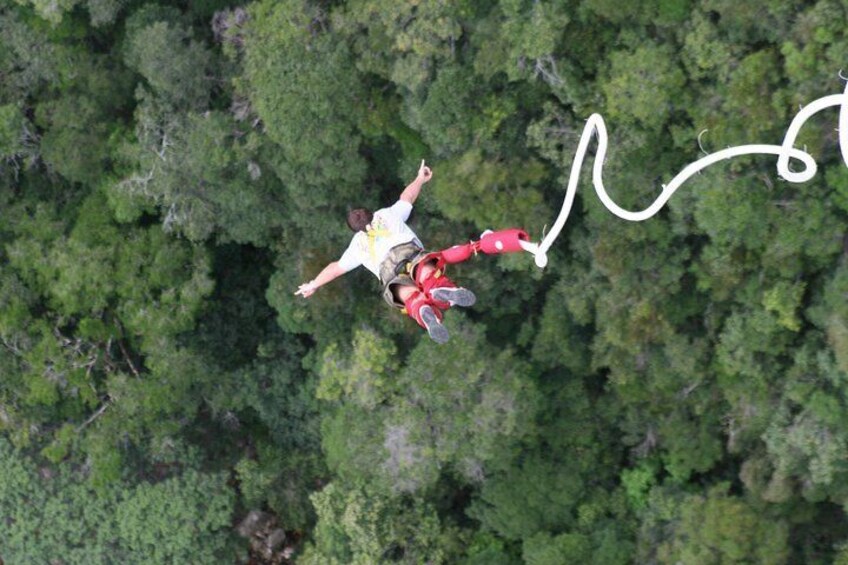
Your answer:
[403,228,530,329]
[423,228,531,269]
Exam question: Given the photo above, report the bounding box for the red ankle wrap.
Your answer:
[402,290,442,329]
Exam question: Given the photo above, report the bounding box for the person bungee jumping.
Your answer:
[294,160,476,344]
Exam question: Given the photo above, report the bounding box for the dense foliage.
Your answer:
[1,0,848,562]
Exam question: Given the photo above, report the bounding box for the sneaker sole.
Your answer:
[420,306,450,344]
[432,287,476,308]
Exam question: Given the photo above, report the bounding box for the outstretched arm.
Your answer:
[295,261,347,298]
[399,160,433,205]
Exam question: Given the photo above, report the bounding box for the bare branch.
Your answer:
[534,55,564,87]
[154,133,172,161]
[1,335,24,356]
[117,169,156,197]
[76,399,111,433]
[118,340,142,379]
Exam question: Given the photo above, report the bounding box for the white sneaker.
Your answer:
[431,287,476,308]
[420,305,449,344]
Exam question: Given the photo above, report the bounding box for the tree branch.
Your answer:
[119,340,142,378]
[76,399,111,433]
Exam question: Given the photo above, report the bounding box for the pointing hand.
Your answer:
[418,159,432,183]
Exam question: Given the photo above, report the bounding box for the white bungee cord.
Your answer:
[520,81,848,269]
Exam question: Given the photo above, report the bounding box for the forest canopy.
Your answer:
[1,0,848,563]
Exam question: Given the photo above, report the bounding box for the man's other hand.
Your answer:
[294,281,317,298]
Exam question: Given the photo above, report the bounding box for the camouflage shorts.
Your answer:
[379,241,430,308]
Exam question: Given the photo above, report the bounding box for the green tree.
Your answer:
[639,483,790,564]
[15,0,123,26]
[300,481,457,564]
[0,6,61,101]
[112,108,289,244]
[0,103,32,160]
[0,438,241,563]
[602,45,686,132]
[1,189,216,480]
[320,321,539,493]
[431,147,549,233]
[332,0,467,91]
[522,531,592,565]
[115,469,237,562]
[123,9,214,112]
[240,0,366,231]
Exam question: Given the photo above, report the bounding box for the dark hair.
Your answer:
[347,208,373,232]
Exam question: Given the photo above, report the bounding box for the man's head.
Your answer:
[347,208,373,232]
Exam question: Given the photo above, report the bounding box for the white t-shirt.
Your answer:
[338,200,423,278]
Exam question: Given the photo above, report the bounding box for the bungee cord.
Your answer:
[520,82,848,268]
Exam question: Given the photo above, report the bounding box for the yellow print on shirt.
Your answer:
[366,215,391,262]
